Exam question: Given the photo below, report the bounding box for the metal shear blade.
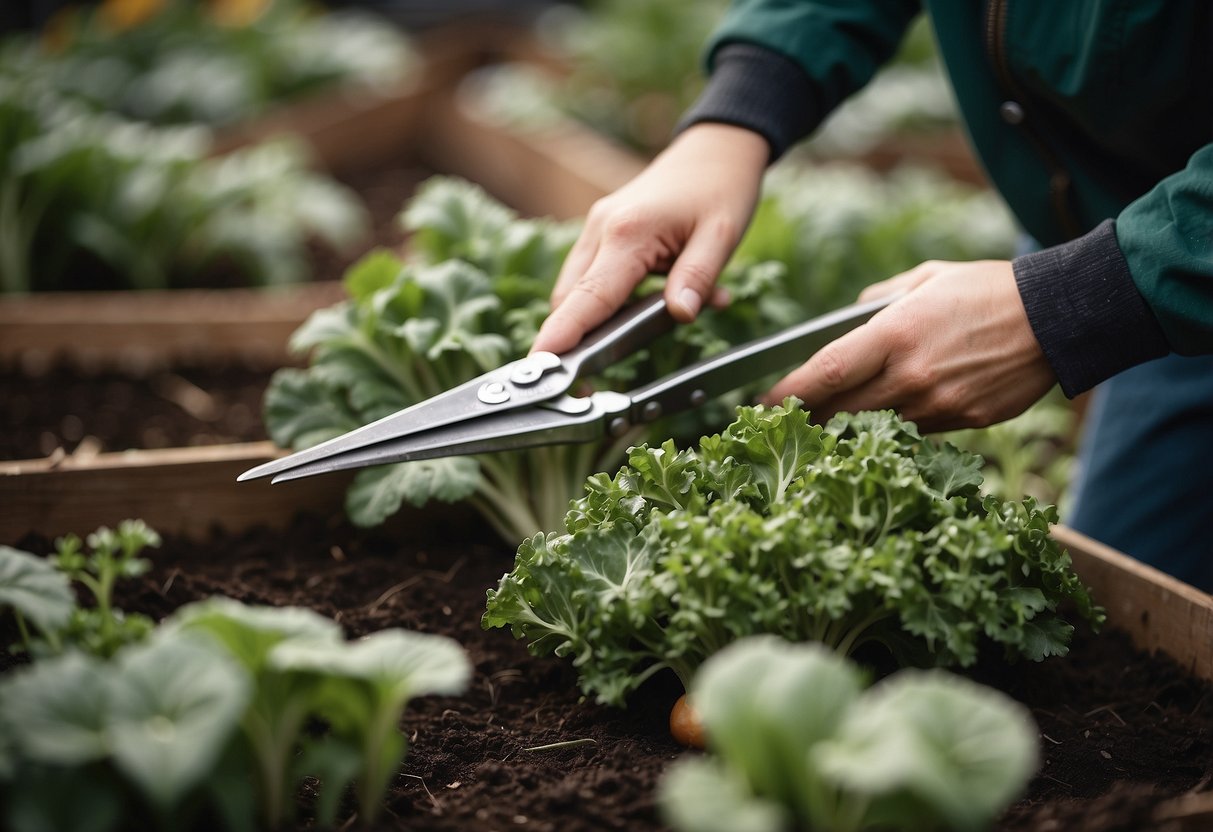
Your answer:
[239,294,894,484]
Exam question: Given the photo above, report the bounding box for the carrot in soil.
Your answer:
[669,693,705,749]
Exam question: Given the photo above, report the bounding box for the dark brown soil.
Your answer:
[11,513,1211,832]
[0,364,272,459]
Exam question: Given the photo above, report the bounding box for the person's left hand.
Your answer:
[761,260,1057,432]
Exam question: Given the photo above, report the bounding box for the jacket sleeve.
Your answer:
[1014,143,1213,397]
[678,0,922,160]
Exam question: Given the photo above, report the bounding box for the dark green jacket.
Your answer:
[681,0,1213,395]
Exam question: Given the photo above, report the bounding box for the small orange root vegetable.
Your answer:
[670,693,706,749]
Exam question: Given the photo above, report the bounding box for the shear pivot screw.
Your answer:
[510,352,562,386]
[478,381,511,405]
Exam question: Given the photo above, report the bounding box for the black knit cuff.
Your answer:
[1013,219,1169,397]
[675,43,822,162]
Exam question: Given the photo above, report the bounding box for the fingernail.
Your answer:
[676,288,701,317]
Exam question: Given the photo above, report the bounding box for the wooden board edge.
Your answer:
[0,282,345,371]
[1053,524,1213,683]
[418,93,646,219]
[0,443,342,543]
[0,443,483,548]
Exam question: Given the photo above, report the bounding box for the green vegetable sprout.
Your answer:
[0,594,471,832]
[0,519,159,658]
[659,636,1039,832]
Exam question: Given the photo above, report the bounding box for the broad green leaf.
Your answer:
[400,176,516,266]
[263,368,362,450]
[814,670,1038,832]
[169,596,343,671]
[272,629,469,823]
[0,652,109,764]
[105,631,250,810]
[0,545,75,635]
[346,458,480,528]
[659,757,788,832]
[694,637,864,826]
[343,249,403,303]
[288,303,359,356]
[484,534,601,675]
[270,628,471,702]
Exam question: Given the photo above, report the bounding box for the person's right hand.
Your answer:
[531,122,769,355]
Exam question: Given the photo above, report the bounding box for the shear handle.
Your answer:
[554,293,674,378]
[627,294,897,422]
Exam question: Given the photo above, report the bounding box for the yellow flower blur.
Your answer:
[98,0,166,31]
[210,0,272,27]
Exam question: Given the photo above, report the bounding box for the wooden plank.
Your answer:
[1054,524,1213,683]
[419,93,645,219]
[0,282,345,372]
[210,80,431,177]
[0,443,350,543]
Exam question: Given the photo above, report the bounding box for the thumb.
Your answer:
[664,220,737,321]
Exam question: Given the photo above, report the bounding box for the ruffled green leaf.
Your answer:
[345,458,480,528]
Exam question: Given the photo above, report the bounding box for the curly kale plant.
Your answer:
[483,400,1101,706]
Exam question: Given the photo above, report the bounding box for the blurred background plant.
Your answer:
[0,74,367,292]
[465,2,958,163]
[0,0,414,292]
[5,0,415,127]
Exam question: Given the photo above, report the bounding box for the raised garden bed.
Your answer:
[5,510,1211,831]
[5,22,1208,829]
[0,22,534,371]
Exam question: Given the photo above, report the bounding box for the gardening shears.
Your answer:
[237,294,895,484]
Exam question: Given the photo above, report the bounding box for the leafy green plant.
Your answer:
[483,400,1101,707]
[265,176,790,541]
[0,74,366,293]
[0,594,471,832]
[733,162,1017,317]
[1,0,413,128]
[0,628,251,832]
[943,393,1077,510]
[472,6,952,157]
[0,544,75,655]
[658,636,1038,832]
[171,597,471,828]
[0,520,159,658]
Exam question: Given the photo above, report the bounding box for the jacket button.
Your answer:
[1000,101,1025,125]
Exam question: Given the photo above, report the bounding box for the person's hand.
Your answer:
[761,260,1057,432]
[531,123,769,355]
